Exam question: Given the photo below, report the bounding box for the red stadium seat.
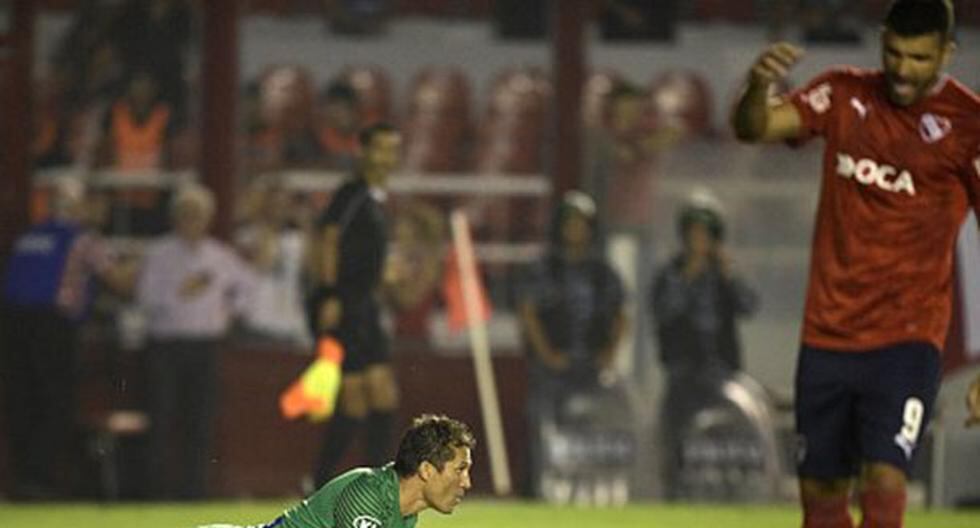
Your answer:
[582,68,624,128]
[257,64,317,132]
[467,68,552,241]
[333,65,394,124]
[649,69,714,139]
[402,67,472,172]
[475,68,551,172]
[485,67,551,122]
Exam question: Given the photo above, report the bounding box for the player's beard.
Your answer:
[885,73,938,106]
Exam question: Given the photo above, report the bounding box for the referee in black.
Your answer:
[307,122,402,487]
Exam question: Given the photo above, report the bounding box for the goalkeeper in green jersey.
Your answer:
[200,414,475,528]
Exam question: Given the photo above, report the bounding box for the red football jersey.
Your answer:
[786,67,980,353]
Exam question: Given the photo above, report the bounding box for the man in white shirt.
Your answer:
[137,182,253,500]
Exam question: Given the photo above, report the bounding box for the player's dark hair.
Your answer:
[359,122,397,148]
[394,414,476,477]
[884,0,954,41]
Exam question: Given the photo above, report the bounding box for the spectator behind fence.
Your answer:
[99,71,181,236]
[242,80,283,174]
[1,177,136,500]
[51,1,126,113]
[585,80,677,235]
[649,188,758,499]
[317,81,362,172]
[101,71,178,171]
[518,191,627,497]
[247,66,323,172]
[136,183,254,500]
[383,200,446,345]
[109,0,194,121]
[234,179,311,347]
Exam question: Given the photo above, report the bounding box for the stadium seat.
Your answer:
[582,69,623,128]
[257,64,317,132]
[402,67,472,172]
[332,65,393,124]
[649,69,714,139]
[466,68,552,242]
[475,68,551,173]
[250,65,323,170]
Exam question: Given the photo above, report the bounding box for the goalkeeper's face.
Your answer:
[423,446,473,514]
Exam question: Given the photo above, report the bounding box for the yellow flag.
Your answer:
[279,337,344,422]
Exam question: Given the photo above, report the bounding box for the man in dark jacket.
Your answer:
[650,189,758,498]
[519,191,627,498]
[1,178,134,499]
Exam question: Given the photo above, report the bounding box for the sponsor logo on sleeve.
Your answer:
[352,516,381,528]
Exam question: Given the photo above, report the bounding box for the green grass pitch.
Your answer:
[1,500,979,528]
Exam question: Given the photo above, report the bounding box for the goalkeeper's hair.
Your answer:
[394,414,476,477]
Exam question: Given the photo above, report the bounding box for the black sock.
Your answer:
[314,413,363,487]
[365,411,395,466]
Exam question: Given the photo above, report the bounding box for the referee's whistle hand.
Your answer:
[318,298,342,331]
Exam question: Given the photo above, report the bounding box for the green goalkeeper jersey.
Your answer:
[277,464,417,528]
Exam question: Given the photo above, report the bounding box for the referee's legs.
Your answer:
[313,374,369,487]
[364,364,398,465]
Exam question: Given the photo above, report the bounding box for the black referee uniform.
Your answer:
[308,175,393,487]
[309,177,389,371]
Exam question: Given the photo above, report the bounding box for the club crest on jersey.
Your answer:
[918,113,952,143]
[352,515,382,528]
[836,153,916,196]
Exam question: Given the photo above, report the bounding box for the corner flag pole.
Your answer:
[449,210,512,495]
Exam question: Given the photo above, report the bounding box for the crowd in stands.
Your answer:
[29,0,724,342]
[13,0,980,503]
[34,0,980,343]
[35,0,195,172]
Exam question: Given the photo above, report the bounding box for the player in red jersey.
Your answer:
[733,1,980,527]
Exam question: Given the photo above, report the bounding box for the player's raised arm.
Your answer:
[732,42,805,143]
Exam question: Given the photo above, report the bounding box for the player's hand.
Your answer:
[318,297,342,331]
[683,253,709,281]
[966,374,980,428]
[749,42,804,87]
[715,247,735,278]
